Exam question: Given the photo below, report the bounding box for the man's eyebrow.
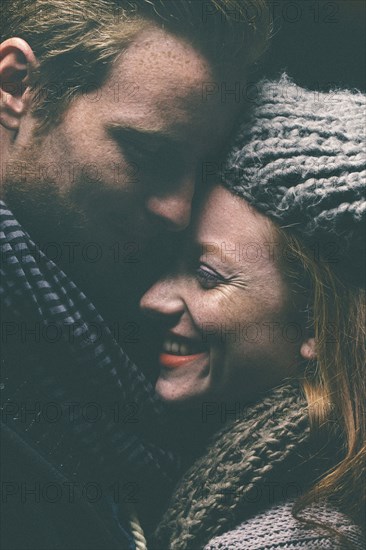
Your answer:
[107,123,185,148]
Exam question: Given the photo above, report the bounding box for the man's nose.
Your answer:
[145,176,195,231]
[140,277,185,321]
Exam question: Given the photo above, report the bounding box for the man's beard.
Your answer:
[1,157,158,330]
[2,143,185,370]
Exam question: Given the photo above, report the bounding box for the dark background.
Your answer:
[256,0,365,91]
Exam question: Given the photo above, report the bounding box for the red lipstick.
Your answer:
[159,352,208,368]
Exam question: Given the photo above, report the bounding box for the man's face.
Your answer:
[2,24,241,322]
[5,25,238,242]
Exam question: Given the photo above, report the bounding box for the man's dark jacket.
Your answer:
[0,201,178,549]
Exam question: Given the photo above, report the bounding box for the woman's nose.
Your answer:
[140,277,185,321]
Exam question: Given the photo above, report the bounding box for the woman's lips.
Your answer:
[159,333,209,368]
[159,352,209,368]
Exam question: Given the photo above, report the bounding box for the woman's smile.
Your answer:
[159,351,209,369]
[159,333,210,369]
[140,186,309,406]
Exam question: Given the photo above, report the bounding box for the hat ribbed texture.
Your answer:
[222,74,366,286]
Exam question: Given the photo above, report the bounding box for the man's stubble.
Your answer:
[1,138,162,331]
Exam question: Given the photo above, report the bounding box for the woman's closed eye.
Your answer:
[196,264,226,290]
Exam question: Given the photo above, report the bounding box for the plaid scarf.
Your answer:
[0,200,179,490]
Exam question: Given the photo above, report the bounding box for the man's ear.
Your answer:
[300,337,317,361]
[0,37,38,131]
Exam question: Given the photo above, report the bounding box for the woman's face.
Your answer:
[140,186,308,406]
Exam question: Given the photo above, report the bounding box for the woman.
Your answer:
[140,75,366,549]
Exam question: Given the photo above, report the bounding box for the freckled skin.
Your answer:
[141,186,308,407]
[1,25,242,324]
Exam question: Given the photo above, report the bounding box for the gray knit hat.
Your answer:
[222,74,366,287]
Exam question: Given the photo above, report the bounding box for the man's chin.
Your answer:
[2,176,179,328]
[2,178,88,242]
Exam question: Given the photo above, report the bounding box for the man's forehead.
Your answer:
[108,51,213,124]
[106,25,240,112]
[98,43,241,152]
[120,26,213,79]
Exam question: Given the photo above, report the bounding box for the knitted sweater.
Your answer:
[154,384,365,550]
[205,499,365,550]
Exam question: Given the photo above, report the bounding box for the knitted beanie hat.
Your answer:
[222,74,366,287]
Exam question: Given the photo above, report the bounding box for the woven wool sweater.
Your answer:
[205,499,365,549]
[154,384,365,550]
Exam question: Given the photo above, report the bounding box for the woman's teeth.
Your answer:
[162,338,203,356]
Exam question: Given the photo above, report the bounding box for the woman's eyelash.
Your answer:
[196,265,224,288]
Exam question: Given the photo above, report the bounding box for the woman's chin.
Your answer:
[155,374,210,407]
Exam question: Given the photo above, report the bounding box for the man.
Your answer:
[0,1,270,548]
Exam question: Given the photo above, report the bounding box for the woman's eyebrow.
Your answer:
[192,241,238,268]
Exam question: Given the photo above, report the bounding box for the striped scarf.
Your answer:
[0,200,179,489]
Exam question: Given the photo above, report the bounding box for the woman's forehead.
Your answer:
[192,185,276,246]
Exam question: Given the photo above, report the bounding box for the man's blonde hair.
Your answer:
[1,0,271,133]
